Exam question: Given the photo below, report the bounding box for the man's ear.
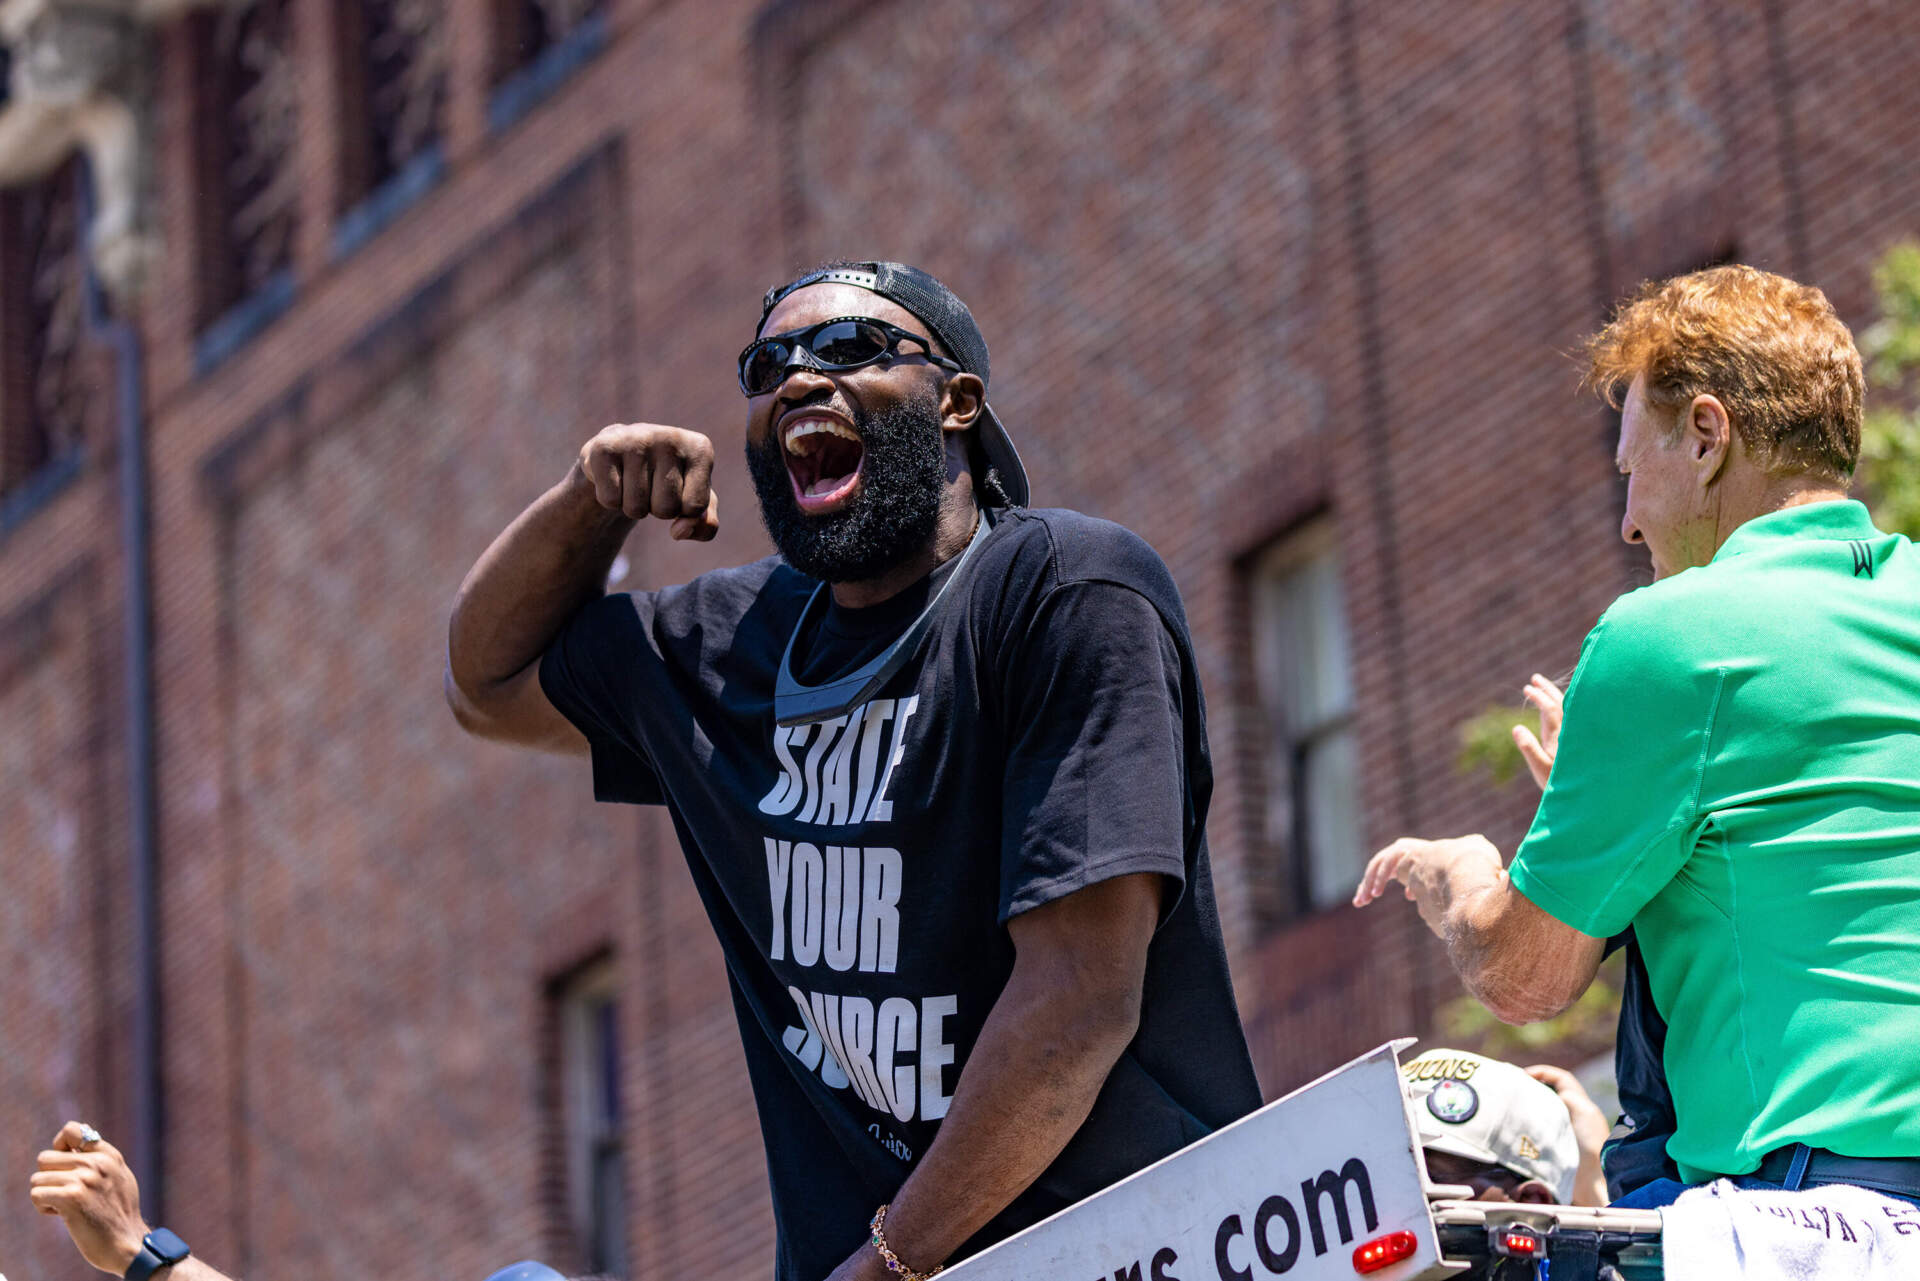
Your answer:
[1686,393,1733,486]
[1513,1180,1559,1205]
[940,372,985,433]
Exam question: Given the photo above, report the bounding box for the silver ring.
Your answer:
[76,1124,102,1149]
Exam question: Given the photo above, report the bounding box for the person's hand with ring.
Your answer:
[30,1121,151,1274]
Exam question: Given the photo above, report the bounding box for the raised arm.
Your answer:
[444,423,718,752]
[30,1123,234,1281]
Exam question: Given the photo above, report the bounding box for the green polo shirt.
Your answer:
[1508,500,1920,1184]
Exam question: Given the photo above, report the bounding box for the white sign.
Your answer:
[943,1042,1450,1281]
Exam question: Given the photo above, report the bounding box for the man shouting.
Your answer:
[446,262,1261,1280]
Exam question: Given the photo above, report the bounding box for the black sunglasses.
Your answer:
[738,316,962,397]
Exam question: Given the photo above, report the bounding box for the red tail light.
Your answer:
[1502,1230,1540,1255]
[1352,1230,1417,1273]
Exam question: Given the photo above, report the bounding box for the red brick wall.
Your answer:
[0,560,131,1281]
[3,1,1919,1278]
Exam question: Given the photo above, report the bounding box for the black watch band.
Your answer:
[125,1228,190,1281]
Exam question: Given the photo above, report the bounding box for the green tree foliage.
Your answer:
[1858,243,1920,538]
[1456,704,1529,786]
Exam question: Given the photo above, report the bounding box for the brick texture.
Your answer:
[4,1,1920,1278]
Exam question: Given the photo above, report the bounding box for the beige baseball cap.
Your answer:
[1402,1048,1579,1203]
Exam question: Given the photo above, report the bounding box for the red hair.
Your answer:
[1584,265,1864,481]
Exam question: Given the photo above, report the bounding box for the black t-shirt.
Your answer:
[539,508,1262,1280]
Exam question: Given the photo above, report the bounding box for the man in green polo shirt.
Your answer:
[1354,264,1920,1209]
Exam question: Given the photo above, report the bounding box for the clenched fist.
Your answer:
[577,422,720,540]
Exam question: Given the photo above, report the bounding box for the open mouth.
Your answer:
[782,414,866,513]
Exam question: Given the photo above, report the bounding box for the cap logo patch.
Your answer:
[1517,1135,1540,1159]
[1426,1078,1479,1125]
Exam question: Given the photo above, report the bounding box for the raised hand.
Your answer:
[577,422,720,540]
[28,1122,147,1275]
[1511,673,1564,790]
[1352,834,1504,935]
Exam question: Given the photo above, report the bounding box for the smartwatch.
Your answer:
[125,1228,190,1281]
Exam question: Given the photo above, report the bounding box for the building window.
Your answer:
[334,0,448,254]
[496,0,604,79]
[357,0,447,192]
[0,158,90,506]
[191,0,299,368]
[1247,519,1363,922]
[487,0,609,132]
[554,958,628,1276]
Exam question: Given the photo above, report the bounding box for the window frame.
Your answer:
[0,157,92,528]
[550,953,629,1276]
[1243,516,1364,925]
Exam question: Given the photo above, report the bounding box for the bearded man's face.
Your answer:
[742,283,958,583]
[746,383,948,582]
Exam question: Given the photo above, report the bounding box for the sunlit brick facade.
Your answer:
[4,1,1918,1277]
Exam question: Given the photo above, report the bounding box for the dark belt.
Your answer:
[1751,1145,1920,1198]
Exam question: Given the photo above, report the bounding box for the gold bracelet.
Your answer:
[869,1204,943,1280]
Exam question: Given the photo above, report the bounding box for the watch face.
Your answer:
[145,1228,191,1262]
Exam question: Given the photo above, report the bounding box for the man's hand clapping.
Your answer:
[1511,673,1564,789]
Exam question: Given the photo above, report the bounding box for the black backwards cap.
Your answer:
[759,262,1030,507]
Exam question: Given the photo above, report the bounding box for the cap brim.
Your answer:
[976,402,1030,507]
[1418,1131,1570,1202]
[1418,1131,1509,1173]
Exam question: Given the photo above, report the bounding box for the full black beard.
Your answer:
[747,389,949,583]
